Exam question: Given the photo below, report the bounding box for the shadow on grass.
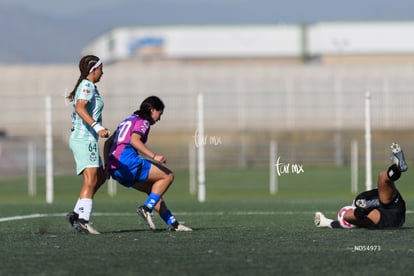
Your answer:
[102,227,221,234]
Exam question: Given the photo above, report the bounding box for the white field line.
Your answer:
[1,210,414,223]
[0,211,317,223]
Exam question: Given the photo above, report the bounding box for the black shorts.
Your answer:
[354,189,406,228]
[376,193,406,228]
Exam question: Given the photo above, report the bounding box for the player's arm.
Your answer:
[130,132,166,163]
[75,99,95,125]
[75,99,109,138]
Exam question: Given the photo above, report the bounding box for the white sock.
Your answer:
[78,198,93,221]
[73,198,81,214]
[325,219,334,228]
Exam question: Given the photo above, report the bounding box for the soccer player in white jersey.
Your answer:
[66,55,110,234]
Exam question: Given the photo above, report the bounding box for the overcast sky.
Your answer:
[1,0,414,63]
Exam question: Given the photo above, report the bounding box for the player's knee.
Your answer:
[354,207,368,219]
[165,172,174,185]
[343,209,355,222]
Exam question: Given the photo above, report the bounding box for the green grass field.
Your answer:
[1,166,414,275]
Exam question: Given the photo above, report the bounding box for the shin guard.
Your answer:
[387,164,401,181]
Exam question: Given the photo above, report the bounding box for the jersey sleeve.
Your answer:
[77,80,94,102]
[132,119,150,143]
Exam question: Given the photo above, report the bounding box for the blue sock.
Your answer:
[144,193,161,211]
[160,210,177,225]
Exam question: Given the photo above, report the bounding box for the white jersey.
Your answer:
[70,79,104,141]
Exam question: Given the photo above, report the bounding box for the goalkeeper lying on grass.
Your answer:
[315,143,407,229]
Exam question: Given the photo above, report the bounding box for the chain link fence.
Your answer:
[1,63,414,177]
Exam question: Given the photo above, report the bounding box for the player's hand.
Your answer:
[92,121,110,138]
[98,128,110,138]
[154,154,166,164]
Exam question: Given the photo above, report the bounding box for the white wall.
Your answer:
[164,25,301,58]
[83,25,302,61]
[2,63,414,138]
[83,22,414,62]
[308,21,414,55]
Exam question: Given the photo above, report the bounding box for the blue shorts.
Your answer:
[109,156,152,187]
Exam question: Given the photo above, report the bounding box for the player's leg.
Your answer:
[135,162,174,230]
[67,167,102,234]
[377,170,398,205]
[378,142,407,204]
[133,172,192,231]
[146,162,174,195]
[94,165,107,194]
[67,140,105,234]
[66,168,101,234]
[72,167,102,234]
[350,143,407,226]
[150,200,192,231]
[141,162,174,205]
[349,171,406,228]
[346,171,396,227]
[152,199,192,231]
[316,172,398,228]
[315,210,377,228]
[343,208,380,226]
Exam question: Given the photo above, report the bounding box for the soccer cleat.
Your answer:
[167,223,193,232]
[314,212,333,228]
[391,143,408,172]
[73,219,100,235]
[355,198,380,210]
[137,206,156,230]
[66,211,79,227]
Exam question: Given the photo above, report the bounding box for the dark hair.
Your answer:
[134,96,165,123]
[66,55,100,102]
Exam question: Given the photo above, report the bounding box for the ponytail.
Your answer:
[66,55,100,102]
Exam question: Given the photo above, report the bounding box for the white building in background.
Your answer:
[308,21,414,63]
[82,24,304,63]
[82,21,414,64]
